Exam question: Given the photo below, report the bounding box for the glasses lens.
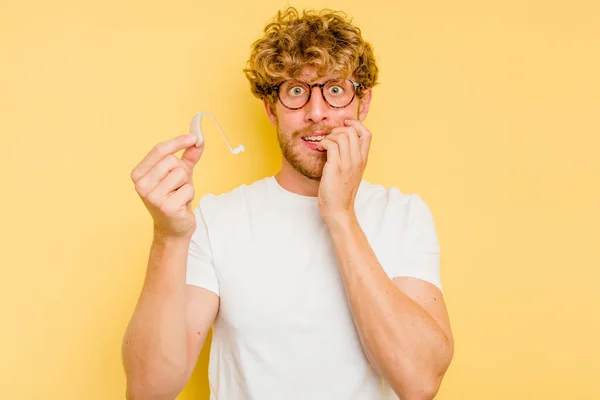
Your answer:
[278,80,310,109]
[323,79,356,107]
[277,78,357,109]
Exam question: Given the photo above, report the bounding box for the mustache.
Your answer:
[295,125,336,136]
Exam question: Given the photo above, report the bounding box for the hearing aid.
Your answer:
[190,111,245,154]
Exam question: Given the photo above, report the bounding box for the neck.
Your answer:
[274,158,320,197]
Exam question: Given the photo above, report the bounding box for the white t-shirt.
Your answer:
[186,176,443,400]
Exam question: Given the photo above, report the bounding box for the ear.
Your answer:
[263,98,278,125]
[357,89,372,122]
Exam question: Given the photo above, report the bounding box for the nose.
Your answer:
[304,86,330,124]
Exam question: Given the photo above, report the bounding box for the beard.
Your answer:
[276,124,329,181]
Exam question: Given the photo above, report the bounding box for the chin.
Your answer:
[287,154,325,181]
[291,157,324,181]
[302,170,322,181]
[277,129,327,181]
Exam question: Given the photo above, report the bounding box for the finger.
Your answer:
[344,126,362,168]
[164,183,195,212]
[343,119,368,137]
[324,128,354,171]
[146,167,189,206]
[134,154,181,197]
[181,142,204,169]
[334,131,351,171]
[344,119,372,162]
[317,128,346,150]
[319,139,340,167]
[131,133,197,182]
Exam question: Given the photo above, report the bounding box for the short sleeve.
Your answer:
[395,195,443,294]
[186,200,220,296]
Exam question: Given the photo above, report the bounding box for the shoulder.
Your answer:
[357,180,435,223]
[194,176,272,219]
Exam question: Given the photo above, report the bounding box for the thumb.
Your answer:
[181,143,204,168]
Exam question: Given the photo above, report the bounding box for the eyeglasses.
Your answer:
[271,78,361,110]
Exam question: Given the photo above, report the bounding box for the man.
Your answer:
[122,7,454,400]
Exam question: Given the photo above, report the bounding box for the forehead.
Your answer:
[294,66,347,83]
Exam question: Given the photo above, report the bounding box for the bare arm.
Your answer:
[122,233,219,400]
[122,133,219,399]
[327,216,454,400]
[316,120,453,399]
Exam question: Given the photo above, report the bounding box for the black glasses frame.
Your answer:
[270,78,362,110]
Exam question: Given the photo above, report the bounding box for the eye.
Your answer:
[327,85,344,95]
[288,86,306,96]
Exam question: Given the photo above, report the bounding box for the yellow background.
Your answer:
[1,0,598,398]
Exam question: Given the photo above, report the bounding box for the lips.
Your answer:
[301,131,328,142]
[301,135,327,152]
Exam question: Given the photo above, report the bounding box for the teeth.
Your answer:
[304,135,325,142]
